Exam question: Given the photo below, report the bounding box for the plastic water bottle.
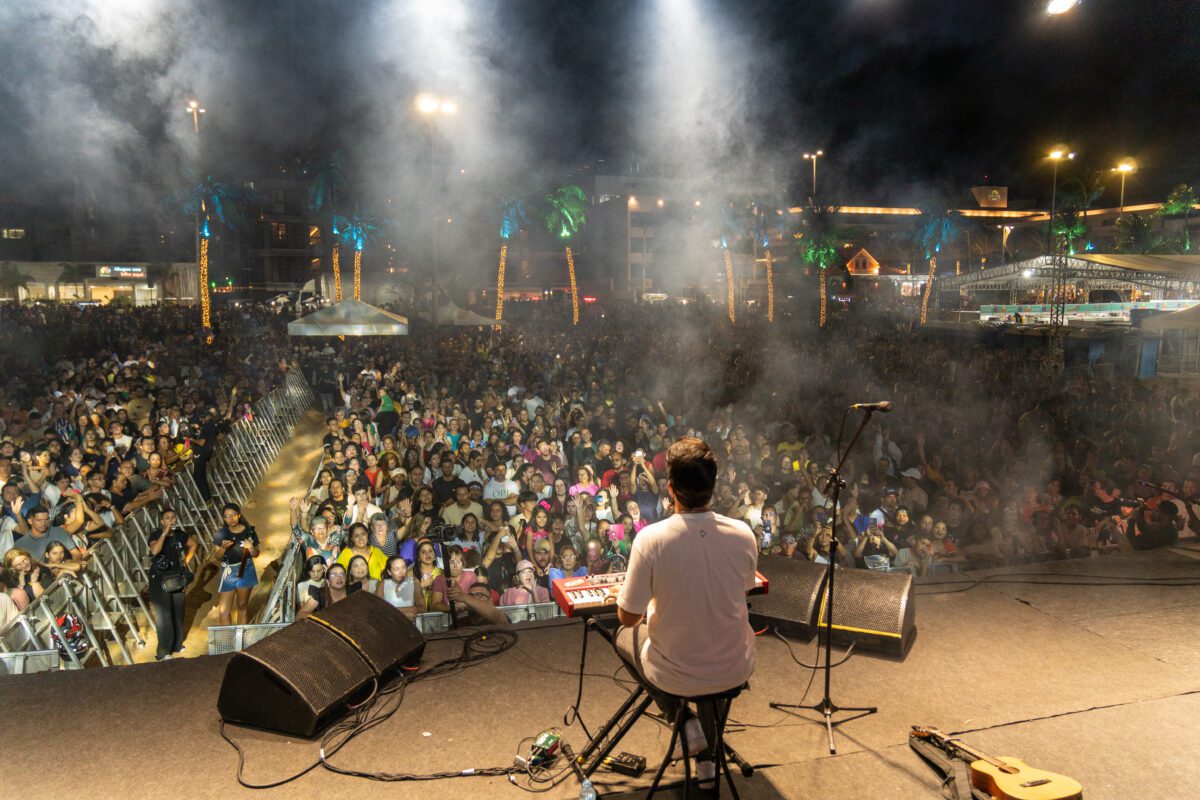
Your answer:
[579,778,598,800]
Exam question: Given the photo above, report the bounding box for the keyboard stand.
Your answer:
[575,618,655,778]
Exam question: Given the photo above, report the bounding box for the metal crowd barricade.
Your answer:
[1,371,317,675]
[0,650,60,675]
[414,602,565,634]
[206,370,315,509]
[207,623,289,655]
[0,573,122,670]
[253,421,329,626]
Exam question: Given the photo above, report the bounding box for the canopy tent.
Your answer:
[287,298,409,337]
[419,302,502,327]
[1141,302,1200,332]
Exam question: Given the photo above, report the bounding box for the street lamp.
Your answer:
[1046,0,1080,15]
[186,99,205,136]
[1112,159,1136,215]
[415,92,458,325]
[1047,148,1075,254]
[803,150,824,197]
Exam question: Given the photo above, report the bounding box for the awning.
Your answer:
[287,298,409,336]
[1142,302,1200,332]
[419,302,503,326]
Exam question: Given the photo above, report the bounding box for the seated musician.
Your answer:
[615,437,759,787]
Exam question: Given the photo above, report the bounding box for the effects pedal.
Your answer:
[602,751,646,777]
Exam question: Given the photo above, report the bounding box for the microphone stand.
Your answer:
[769,406,879,754]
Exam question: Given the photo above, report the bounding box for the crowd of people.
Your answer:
[284,301,1200,623]
[0,303,293,656]
[4,300,1198,641]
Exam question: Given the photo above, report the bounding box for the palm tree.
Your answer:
[0,263,32,301]
[55,263,94,300]
[543,185,588,325]
[495,196,530,322]
[1113,214,1166,254]
[302,151,347,300]
[716,202,750,323]
[798,204,843,327]
[163,175,255,338]
[1160,183,1197,252]
[910,204,963,324]
[1053,173,1105,255]
[335,210,380,300]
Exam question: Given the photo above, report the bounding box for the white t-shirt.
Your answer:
[483,478,520,516]
[617,510,758,696]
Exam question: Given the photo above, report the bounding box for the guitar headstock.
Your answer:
[911,725,945,740]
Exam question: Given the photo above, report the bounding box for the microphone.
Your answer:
[850,401,893,412]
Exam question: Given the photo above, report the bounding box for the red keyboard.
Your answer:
[552,570,769,618]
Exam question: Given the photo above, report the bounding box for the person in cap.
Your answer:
[499,559,550,606]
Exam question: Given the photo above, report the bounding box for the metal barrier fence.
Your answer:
[208,602,567,655]
[0,370,315,674]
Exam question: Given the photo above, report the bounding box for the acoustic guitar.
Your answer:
[910,726,1083,800]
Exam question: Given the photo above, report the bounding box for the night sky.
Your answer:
[1,0,1196,213]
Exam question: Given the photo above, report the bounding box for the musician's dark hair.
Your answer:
[667,437,718,510]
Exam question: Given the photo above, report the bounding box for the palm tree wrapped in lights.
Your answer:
[164,174,254,342]
[911,204,963,324]
[495,196,530,322]
[543,185,588,325]
[303,151,347,301]
[752,201,792,322]
[335,210,380,300]
[1160,183,1197,253]
[799,204,842,327]
[718,203,745,324]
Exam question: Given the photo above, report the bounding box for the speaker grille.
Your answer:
[748,558,828,641]
[818,568,915,657]
[218,592,427,737]
[311,591,424,674]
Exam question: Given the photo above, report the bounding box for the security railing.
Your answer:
[0,370,315,674]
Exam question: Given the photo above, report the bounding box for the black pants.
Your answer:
[614,624,722,761]
[193,457,212,500]
[148,577,186,658]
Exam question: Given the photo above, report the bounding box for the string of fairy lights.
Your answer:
[199,237,211,339]
[332,243,343,302]
[765,249,775,322]
[565,246,580,325]
[920,256,937,324]
[353,248,362,300]
[724,248,735,323]
[494,242,507,322]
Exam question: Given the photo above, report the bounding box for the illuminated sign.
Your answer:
[96,265,147,280]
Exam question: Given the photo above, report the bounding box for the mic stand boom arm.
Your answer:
[768,406,880,755]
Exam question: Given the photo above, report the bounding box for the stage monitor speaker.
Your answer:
[816,567,916,658]
[748,558,827,641]
[217,591,426,737]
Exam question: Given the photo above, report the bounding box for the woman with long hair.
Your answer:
[296,563,356,619]
[346,554,375,593]
[147,508,197,660]
[413,539,445,612]
[3,548,52,601]
[376,555,417,616]
[213,502,260,626]
[335,522,388,580]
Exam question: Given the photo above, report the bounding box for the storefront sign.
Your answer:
[96,265,147,280]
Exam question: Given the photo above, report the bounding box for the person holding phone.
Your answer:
[213,502,259,626]
[481,524,520,592]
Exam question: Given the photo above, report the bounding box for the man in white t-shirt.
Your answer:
[616,437,758,785]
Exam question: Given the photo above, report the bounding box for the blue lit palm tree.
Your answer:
[910,204,963,324]
[543,185,588,324]
[303,151,347,300]
[334,210,380,300]
[163,174,256,338]
[495,196,530,322]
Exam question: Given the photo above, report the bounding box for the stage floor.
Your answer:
[5,545,1200,799]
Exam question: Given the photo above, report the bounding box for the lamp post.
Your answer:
[803,150,824,198]
[1112,159,1136,216]
[186,99,205,136]
[416,93,456,327]
[1046,0,1080,14]
[1047,148,1074,254]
